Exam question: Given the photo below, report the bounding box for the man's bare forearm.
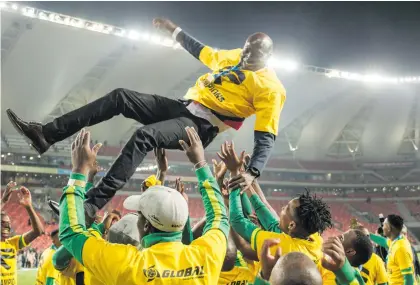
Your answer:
[252,180,278,219]
[23,205,45,244]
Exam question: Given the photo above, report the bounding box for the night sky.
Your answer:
[22,1,420,75]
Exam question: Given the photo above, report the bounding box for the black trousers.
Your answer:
[43,88,218,221]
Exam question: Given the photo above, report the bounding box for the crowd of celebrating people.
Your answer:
[1,128,418,285]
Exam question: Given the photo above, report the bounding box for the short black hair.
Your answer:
[50,229,59,237]
[350,230,373,267]
[387,214,404,232]
[296,190,333,235]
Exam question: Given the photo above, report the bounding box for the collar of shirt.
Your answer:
[141,231,182,248]
[51,244,58,250]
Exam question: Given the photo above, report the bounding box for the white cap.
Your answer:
[108,213,140,246]
[123,186,189,232]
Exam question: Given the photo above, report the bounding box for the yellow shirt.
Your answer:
[218,253,257,285]
[316,262,336,285]
[36,246,59,285]
[250,229,323,263]
[360,253,388,285]
[1,235,27,285]
[185,46,286,135]
[81,229,226,285]
[387,237,416,285]
[58,258,85,285]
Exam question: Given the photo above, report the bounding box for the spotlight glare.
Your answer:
[11,3,18,10]
[128,30,140,40]
[151,35,162,44]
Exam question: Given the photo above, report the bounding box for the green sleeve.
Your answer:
[45,277,56,285]
[196,165,229,239]
[59,173,91,265]
[249,194,281,233]
[229,189,259,243]
[53,222,104,271]
[90,222,105,235]
[369,233,389,249]
[403,273,415,285]
[52,246,73,271]
[240,193,253,217]
[378,283,388,285]
[253,275,270,285]
[86,182,94,192]
[334,259,366,285]
[182,216,193,245]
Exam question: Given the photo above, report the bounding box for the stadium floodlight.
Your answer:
[141,33,151,41]
[1,154,4,158]
[114,28,126,37]
[326,69,340,78]
[3,1,419,85]
[128,30,140,40]
[22,6,35,17]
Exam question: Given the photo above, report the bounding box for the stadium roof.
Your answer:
[1,4,420,162]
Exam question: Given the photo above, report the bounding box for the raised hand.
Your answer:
[152,18,178,35]
[71,129,102,176]
[260,239,282,281]
[212,159,227,181]
[217,141,245,174]
[17,186,32,208]
[179,127,206,167]
[175,178,188,202]
[102,210,122,236]
[321,236,346,272]
[2,181,17,205]
[154,148,168,172]
[88,160,101,183]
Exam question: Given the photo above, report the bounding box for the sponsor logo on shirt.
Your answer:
[143,265,205,282]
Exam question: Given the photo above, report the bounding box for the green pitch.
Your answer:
[18,269,37,285]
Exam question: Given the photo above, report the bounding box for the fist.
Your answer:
[153,18,177,34]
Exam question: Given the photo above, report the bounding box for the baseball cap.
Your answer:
[108,213,140,247]
[123,185,189,233]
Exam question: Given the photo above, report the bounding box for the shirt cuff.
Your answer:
[172,27,182,41]
[333,259,355,284]
[68,173,87,187]
[195,165,213,181]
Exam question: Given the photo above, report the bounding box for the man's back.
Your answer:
[81,229,226,285]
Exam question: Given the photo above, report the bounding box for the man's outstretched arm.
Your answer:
[153,18,241,71]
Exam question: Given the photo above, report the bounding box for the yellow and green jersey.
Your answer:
[229,190,323,264]
[387,236,416,285]
[1,235,28,285]
[58,165,229,284]
[218,252,257,285]
[185,46,286,136]
[359,253,388,285]
[36,245,59,285]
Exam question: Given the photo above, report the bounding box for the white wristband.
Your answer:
[172,27,182,41]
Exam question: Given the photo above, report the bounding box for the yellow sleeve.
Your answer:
[82,236,138,285]
[36,250,48,285]
[6,235,24,250]
[375,254,388,284]
[395,245,414,274]
[198,46,242,71]
[317,262,336,285]
[191,229,227,269]
[253,88,286,135]
[250,229,288,257]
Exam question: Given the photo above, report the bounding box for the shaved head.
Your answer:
[270,252,322,285]
[241,32,273,70]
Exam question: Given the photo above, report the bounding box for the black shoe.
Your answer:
[6,109,51,155]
